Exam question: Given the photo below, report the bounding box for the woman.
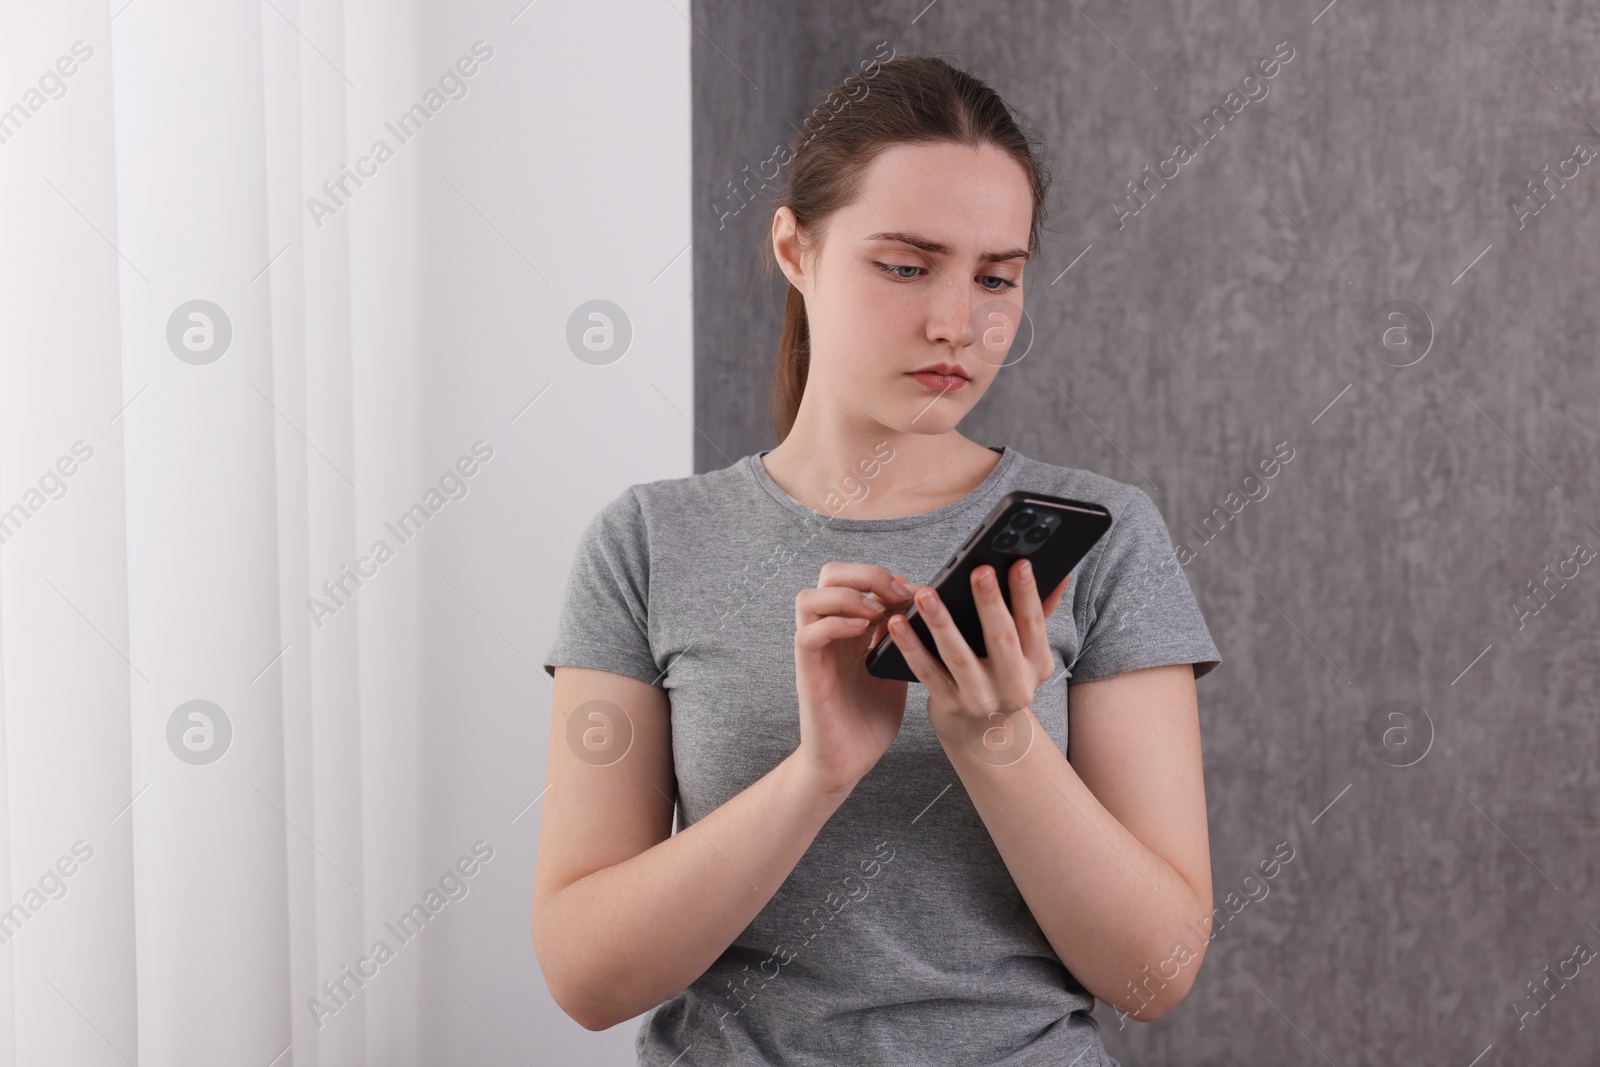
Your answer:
[533,54,1222,1066]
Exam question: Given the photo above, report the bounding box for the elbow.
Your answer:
[1106,992,1177,1025]
[564,997,616,1033]
[1136,981,1193,1022]
[1157,946,1209,1018]
[538,954,618,1032]
[533,902,616,1032]
[566,984,635,1032]
[1104,934,1208,1023]
[538,960,602,1031]
[1145,942,1207,1019]
[1107,979,1194,1025]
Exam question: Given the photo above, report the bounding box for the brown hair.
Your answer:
[761,52,1055,442]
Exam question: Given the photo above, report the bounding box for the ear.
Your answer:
[770,207,810,292]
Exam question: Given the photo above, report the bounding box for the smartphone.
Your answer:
[865,491,1113,682]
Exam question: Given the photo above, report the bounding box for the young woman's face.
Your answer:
[777,140,1035,435]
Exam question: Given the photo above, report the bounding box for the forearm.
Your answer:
[936,709,1210,1020]
[541,750,850,1030]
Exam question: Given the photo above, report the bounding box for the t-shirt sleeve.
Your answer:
[542,485,664,688]
[1068,485,1222,683]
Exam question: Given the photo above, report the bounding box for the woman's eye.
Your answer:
[875,262,1019,290]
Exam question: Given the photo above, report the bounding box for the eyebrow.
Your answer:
[864,230,1030,264]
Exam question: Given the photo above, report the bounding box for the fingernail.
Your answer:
[918,590,941,614]
[891,577,912,598]
[1019,559,1033,579]
[976,567,995,589]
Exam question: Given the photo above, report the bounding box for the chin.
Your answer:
[890,410,964,434]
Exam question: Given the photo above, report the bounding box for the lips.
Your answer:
[907,371,969,391]
[906,362,970,391]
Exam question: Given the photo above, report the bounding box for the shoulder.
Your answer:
[611,454,754,524]
[1004,450,1176,598]
[627,455,750,510]
[1004,450,1157,528]
[583,455,757,546]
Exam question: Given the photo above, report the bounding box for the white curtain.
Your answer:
[0,1,421,1062]
[3,0,691,1061]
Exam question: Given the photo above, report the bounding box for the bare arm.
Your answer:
[933,663,1214,1023]
[531,665,852,1031]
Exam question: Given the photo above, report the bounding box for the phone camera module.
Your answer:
[990,507,1062,555]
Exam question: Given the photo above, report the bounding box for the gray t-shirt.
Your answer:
[543,444,1222,1067]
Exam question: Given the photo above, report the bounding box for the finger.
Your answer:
[911,586,983,691]
[794,614,872,653]
[886,613,954,691]
[869,581,913,643]
[895,573,947,605]
[795,586,903,631]
[1004,558,1047,637]
[817,562,917,608]
[969,563,1028,672]
[1007,559,1056,677]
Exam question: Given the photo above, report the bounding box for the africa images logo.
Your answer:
[305,41,494,230]
[307,840,495,1029]
[306,441,494,629]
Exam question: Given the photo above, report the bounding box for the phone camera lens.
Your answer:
[1011,509,1037,529]
[992,530,1019,551]
[1023,525,1049,545]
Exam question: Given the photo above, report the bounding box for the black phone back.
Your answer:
[865,490,1113,682]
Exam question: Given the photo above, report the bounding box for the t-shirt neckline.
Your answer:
[745,444,1018,531]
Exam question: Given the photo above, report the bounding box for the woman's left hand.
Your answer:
[886,560,1070,741]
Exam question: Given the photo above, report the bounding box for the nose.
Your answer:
[925,271,977,350]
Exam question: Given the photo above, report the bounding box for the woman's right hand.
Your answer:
[792,563,918,796]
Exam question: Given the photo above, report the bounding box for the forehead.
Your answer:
[835,141,1034,254]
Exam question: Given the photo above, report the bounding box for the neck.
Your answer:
[762,415,1001,520]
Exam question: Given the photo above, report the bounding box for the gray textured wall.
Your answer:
[693,1,1600,1063]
